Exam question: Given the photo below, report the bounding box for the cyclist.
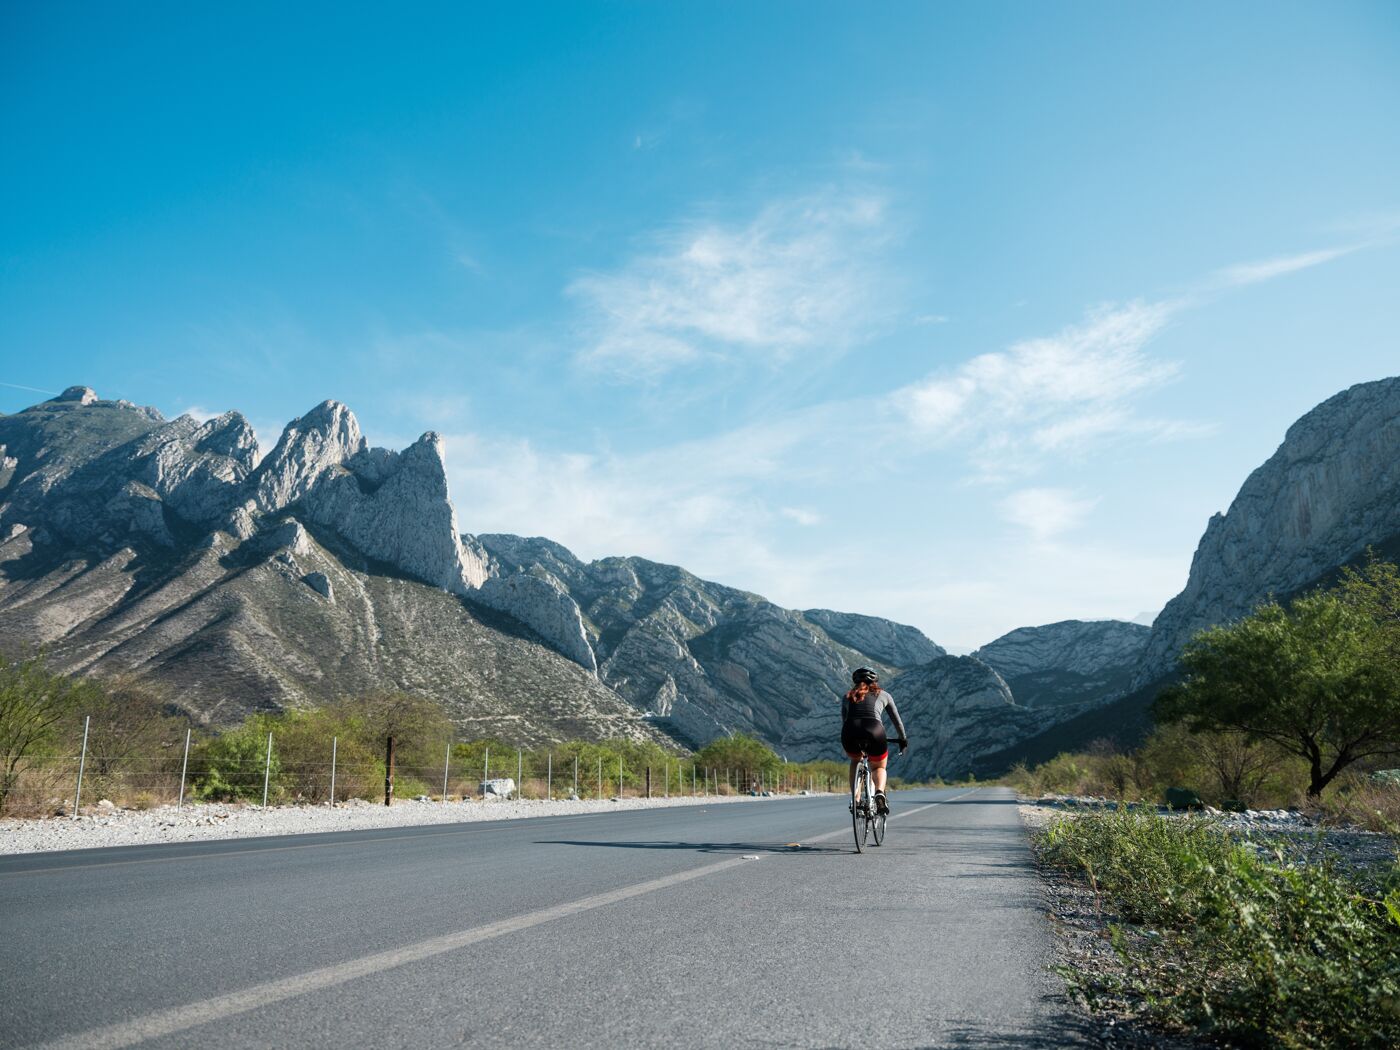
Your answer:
[842,667,907,815]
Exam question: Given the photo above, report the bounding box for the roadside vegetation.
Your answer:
[1037,808,1400,1049]
[0,656,855,814]
[1009,556,1400,830]
[1015,557,1400,1047]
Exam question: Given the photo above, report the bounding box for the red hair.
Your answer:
[844,681,881,704]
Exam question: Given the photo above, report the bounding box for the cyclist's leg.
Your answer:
[847,756,860,794]
[871,755,888,794]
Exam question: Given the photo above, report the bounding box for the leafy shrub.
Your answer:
[1039,809,1400,1048]
[192,718,282,802]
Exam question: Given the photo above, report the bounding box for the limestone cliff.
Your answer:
[1138,376,1400,683]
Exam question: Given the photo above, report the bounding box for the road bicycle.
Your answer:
[850,750,888,853]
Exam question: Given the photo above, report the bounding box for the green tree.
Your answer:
[1156,590,1400,797]
[693,733,779,790]
[0,653,97,813]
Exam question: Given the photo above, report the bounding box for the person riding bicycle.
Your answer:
[842,667,907,815]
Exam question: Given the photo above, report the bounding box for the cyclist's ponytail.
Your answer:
[844,681,881,704]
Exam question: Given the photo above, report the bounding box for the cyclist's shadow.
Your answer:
[535,840,845,856]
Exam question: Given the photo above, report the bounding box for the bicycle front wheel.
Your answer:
[852,767,868,853]
[872,807,886,846]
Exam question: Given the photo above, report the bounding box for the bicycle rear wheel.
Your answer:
[852,765,868,853]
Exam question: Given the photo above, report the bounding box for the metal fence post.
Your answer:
[517,749,523,799]
[330,736,337,804]
[443,741,452,800]
[547,752,553,800]
[72,715,90,818]
[384,735,395,807]
[692,764,696,795]
[177,726,191,810]
[573,754,579,797]
[262,731,273,808]
[618,758,623,799]
[597,756,602,799]
[646,766,652,798]
[664,761,669,797]
[484,746,490,786]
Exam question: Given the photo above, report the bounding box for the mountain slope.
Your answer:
[473,534,944,748]
[1138,376,1400,683]
[973,619,1148,711]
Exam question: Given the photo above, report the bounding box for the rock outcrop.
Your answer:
[973,619,1148,710]
[475,570,596,672]
[1138,376,1400,683]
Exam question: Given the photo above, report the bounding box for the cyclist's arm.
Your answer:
[884,695,907,742]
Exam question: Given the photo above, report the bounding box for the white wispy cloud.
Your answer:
[568,191,892,376]
[1215,246,1357,287]
[896,300,1195,475]
[780,507,822,527]
[999,487,1098,543]
[443,410,844,603]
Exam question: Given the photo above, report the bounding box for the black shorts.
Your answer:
[841,719,888,761]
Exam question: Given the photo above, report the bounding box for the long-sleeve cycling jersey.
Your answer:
[841,689,907,741]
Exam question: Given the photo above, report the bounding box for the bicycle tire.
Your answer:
[852,763,869,853]
[872,807,886,846]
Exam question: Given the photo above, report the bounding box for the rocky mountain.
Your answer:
[472,534,942,747]
[0,387,959,756]
[1138,376,1400,684]
[973,619,1149,711]
[0,390,663,741]
[0,385,1194,767]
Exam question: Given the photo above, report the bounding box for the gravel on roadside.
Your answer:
[0,792,824,856]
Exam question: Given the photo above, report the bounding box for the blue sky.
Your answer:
[3,2,1398,650]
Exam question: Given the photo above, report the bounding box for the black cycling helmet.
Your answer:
[852,667,879,685]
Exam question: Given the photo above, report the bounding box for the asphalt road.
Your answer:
[0,786,1088,1049]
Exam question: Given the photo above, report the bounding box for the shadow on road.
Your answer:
[935,1005,1098,1048]
[535,839,846,855]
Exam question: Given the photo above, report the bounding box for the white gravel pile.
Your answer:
[0,793,803,856]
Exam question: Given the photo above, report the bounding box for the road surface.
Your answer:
[0,786,1088,1048]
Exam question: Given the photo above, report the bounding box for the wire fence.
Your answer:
[5,719,845,817]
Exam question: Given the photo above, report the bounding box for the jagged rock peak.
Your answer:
[32,386,164,421]
[298,427,489,594]
[1138,375,1400,683]
[190,411,259,462]
[54,385,98,405]
[252,400,366,513]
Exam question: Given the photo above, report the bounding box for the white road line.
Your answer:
[29,787,983,1050]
